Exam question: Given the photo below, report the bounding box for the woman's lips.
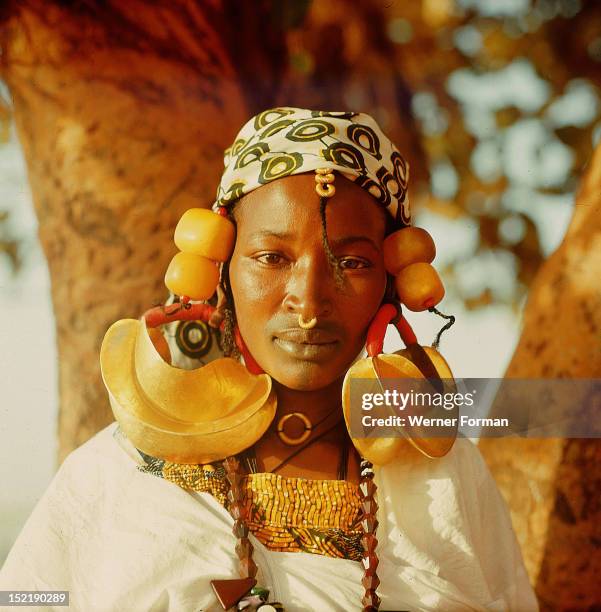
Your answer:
[273,337,339,360]
[275,328,338,344]
[273,329,339,361]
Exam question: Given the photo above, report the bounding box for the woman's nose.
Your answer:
[283,255,335,320]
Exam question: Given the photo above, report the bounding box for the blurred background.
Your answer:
[1,0,600,607]
[0,117,58,568]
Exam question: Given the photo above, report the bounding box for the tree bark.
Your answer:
[0,1,256,462]
[479,143,601,609]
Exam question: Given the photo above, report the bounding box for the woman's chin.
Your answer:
[266,362,341,392]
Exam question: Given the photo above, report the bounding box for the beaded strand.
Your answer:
[224,456,258,580]
[359,459,381,611]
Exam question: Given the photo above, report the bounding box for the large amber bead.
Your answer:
[174,208,235,262]
[383,227,436,275]
[395,262,444,311]
[164,252,220,300]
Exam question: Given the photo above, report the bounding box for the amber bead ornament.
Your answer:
[165,207,235,301]
[383,226,444,312]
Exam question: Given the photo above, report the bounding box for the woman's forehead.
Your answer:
[234,174,388,240]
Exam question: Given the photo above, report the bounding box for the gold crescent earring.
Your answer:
[298,314,317,329]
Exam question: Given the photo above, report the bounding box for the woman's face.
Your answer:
[229,173,388,391]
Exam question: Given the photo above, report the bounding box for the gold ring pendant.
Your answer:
[277,412,312,446]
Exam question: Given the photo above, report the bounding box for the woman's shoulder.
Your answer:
[59,421,139,477]
[40,422,144,518]
[378,435,490,484]
[441,435,492,482]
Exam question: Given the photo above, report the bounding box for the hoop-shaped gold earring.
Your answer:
[298,314,317,329]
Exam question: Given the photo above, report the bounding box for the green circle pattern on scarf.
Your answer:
[216,107,411,229]
[286,119,335,142]
[258,153,304,184]
[347,124,382,161]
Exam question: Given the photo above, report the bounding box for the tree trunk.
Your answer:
[479,143,601,609]
[0,1,258,462]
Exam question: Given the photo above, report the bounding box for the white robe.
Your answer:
[0,423,538,611]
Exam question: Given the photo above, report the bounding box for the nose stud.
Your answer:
[298,314,317,329]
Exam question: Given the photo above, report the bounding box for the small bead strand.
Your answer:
[359,459,381,611]
[223,456,258,579]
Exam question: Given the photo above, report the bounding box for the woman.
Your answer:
[0,108,538,611]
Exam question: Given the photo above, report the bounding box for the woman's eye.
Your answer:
[338,257,371,270]
[255,253,285,266]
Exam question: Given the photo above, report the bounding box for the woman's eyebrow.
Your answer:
[248,230,295,241]
[246,231,379,251]
[330,235,380,251]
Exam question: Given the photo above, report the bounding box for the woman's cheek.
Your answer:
[232,267,285,339]
[347,274,387,314]
[233,260,271,304]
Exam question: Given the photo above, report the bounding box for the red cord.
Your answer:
[395,315,417,347]
[234,327,264,375]
[366,304,397,356]
[365,303,418,356]
[143,302,215,328]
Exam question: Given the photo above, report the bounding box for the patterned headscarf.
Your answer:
[213,107,411,228]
